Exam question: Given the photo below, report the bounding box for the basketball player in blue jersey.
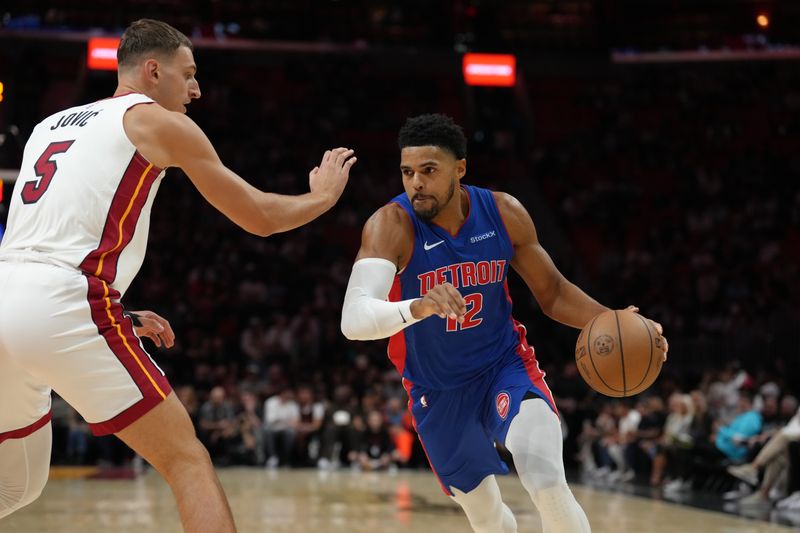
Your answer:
[341,114,667,532]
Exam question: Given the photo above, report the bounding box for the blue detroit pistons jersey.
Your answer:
[388,185,542,390]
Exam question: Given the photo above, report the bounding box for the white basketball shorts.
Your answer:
[0,259,171,441]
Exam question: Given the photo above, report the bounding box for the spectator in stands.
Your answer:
[577,402,617,477]
[607,400,642,482]
[318,384,360,470]
[728,404,800,507]
[176,385,200,426]
[294,385,325,466]
[350,410,397,471]
[650,393,694,486]
[707,364,749,423]
[714,392,763,463]
[663,390,714,493]
[627,396,666,481]
[235,391,264,465]
[198,386,239,466]
[263,386,299,468]
[776,442,800,511]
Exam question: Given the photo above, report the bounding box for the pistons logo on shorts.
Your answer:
[496,391,511,420]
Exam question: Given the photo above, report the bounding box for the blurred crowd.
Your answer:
[575,362,800,511]
[1,22,799,515]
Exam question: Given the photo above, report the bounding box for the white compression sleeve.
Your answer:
[340,258,422,340]
[0,422,52,519]
[505,400,591,533]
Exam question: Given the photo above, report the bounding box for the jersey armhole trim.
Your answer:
[489,191,515,256]
[122,101,165,174]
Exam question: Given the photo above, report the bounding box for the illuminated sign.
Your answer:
[88,37,121,71]
[463,54,516,87]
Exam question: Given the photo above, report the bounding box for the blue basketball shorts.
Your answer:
[407,356,558,495]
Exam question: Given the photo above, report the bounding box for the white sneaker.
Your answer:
[664,478,691,493]
[265,456,279,469]
[620,470,636,482]
[777,491,800,510]
[317,457,331,470]
[727,464,759,486]
[591,466,611,480]
[738,492,771,508]
[768,486,785,501]
[723,483,753,501]
[607,470,622,483]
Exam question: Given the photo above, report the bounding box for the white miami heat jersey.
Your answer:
[0,93,165,296]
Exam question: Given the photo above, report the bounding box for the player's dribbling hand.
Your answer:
[309,147,357,205]
[624,305,669,362]
[131,310,176,348]
[410,282,467,322]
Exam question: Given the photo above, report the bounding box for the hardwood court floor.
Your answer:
[1,468,796,532]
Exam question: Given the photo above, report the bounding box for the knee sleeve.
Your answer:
[505,398,566,491]
[505,400,591,532]
[450,476,517,533]
[0,422,52,519]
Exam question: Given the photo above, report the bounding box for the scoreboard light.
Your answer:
[0,180,3,203]
[0,81,4,103]
[463,54,516,87]
[88,37,121,71]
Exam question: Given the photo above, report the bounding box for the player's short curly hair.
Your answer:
[117,19,193,68]
[397,114,467,160]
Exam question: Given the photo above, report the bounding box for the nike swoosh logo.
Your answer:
[423,240,444,251]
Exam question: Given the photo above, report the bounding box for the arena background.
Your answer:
[1,1,799,530]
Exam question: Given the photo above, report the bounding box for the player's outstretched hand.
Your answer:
[624,305,669,362]
[309,147,357,205]
[131,310,176,348]
[410,282,467,322]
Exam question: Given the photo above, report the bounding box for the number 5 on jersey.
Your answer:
[21,140,75,204]
[446,293,483,332]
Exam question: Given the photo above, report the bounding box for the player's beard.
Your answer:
[412,178,456,221]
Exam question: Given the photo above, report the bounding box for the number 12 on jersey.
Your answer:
[446,293,483,332]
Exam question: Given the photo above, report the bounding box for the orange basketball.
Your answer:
[575,309,665,398]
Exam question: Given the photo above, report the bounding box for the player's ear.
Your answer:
[144,59,159,82]
[456,158,466,180]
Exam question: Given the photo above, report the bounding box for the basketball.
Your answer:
[575,309,666,398]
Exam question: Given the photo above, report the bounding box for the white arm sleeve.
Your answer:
[341,258,422,340]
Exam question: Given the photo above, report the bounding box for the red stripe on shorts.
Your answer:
[0,411,52,445]
[84,275,171,435]
[512,319,558,416]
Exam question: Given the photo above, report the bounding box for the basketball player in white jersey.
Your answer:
[0,19,355,531]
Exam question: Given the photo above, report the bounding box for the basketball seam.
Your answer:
[614,310,627,395]
[630,313,655,392]
[586,315,623,394]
